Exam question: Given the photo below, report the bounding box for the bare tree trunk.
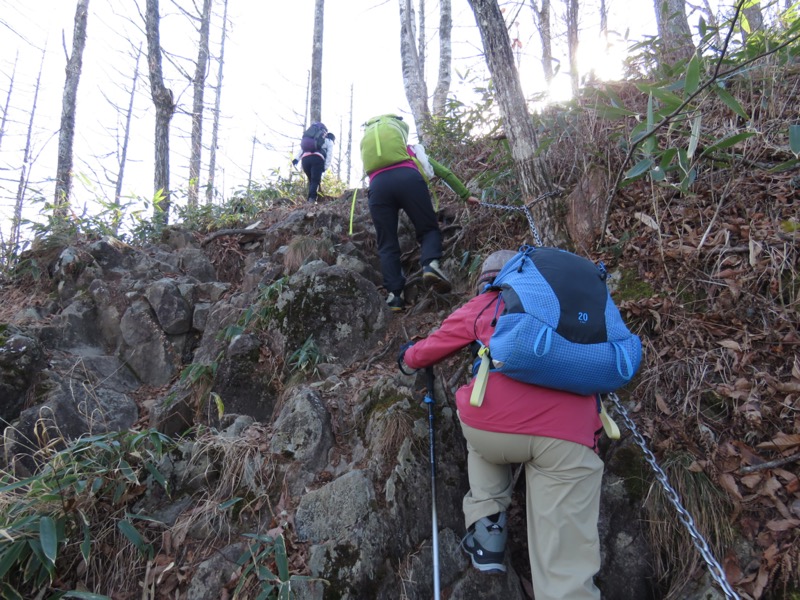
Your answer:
[699,0,722,47]
[347,83,353,185]
[599,0,607,40]
[113,44,142,233]
[566,0,580,96]
[188,0,213,209]
[467,0,557,243]
[309,0,324,123]
[0,51,18,151]
[742,3,764,41]
[530,0,553,84]
[418,0,425,73]
[594,0,609,84]
[337,120,342,180]
[145,0,175,228]
[13,51,45,249]
[399,0,431,136]
[303,70,311,126]
[653,0,695,66]
[206,0,229,205]
[432,0,452,115]
[246,135,256,199]
[54,0,90,219]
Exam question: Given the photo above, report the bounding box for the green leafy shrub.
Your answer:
[0,430,173,598]
[288,336,326,375]
[234,533,320,599]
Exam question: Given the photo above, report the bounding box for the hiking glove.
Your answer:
[397,341,415,374]
[292,159,299,166]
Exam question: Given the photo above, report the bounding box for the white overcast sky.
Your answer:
[1,0,716,243]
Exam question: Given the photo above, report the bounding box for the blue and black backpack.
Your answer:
[478,245,641,395]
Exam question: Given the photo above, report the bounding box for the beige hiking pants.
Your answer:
[460,422,604,600]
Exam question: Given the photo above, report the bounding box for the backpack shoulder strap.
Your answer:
[472,293,502,345]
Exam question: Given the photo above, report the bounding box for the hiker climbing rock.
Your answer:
[359,114,479,311]
[293,122,335,203]
[399,250,606,600]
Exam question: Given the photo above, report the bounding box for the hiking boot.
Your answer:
[386,291,405,312]
[461,512,507,573]
[423,260,452,293]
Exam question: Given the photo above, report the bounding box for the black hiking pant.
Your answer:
[301,154,325,202]
[367,166,441,294]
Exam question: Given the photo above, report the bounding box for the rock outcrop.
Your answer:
[0,200,656,599]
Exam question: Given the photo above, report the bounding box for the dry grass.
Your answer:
[0,278,52,325]
[644,451,736,600]
[283,235,334,274]
[204,234,248,285]
[91,424,279,596]
[377,408,414,463]
[183,422,278,513]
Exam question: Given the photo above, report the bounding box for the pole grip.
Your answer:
[425,366,436,403]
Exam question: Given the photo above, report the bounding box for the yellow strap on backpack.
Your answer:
[349,188,358,235]
[469,345,491,407]
[599,400,621,440]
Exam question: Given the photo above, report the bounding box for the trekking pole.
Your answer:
[424,366,441,600]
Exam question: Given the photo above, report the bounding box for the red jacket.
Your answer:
[404,292,602,450]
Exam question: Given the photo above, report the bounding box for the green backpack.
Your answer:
[360,114,410,174]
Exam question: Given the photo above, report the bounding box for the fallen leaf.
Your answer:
[648,309,662,330]
[753,562,769,598]
[731,442,764,466]
[719,472,743,499]
[749,239,762,267]
[756,433,800,452]
[267,525,285,538]
[723,550,744,584]
[655,393,672,415]
[725,279,742,301]
[765,518,800,532]
[716,384,750,401]
[634,212,660,231]
[763,543,780,563]
[688,461,704,472]
[741,473,763,489]
[761,476,783,498]
[775,381,800,393]
[774,498,792,520]
[718,339,742,351]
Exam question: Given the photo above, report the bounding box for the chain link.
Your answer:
[606,393,741,600]
[477,192,557,248]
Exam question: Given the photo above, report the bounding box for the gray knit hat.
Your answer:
[477,249,517,289]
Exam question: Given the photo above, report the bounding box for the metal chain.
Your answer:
[606,393,741,600]
[477,192,556,248]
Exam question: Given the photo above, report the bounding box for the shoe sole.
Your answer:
[469,556,507,574]
[423,272,452,293]
[461,541,506,574]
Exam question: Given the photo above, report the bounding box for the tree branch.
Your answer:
[739,451,800,474]
[598,0,800,246]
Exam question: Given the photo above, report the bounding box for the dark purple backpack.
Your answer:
[300,122,327,153]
